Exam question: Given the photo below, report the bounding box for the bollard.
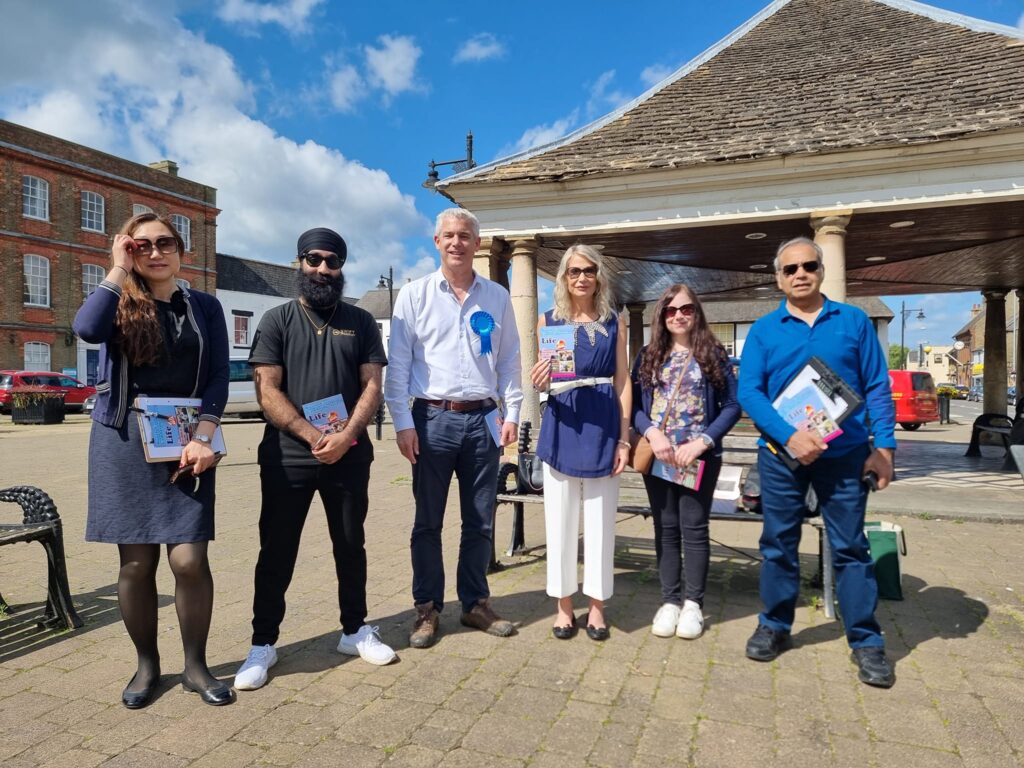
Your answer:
[937,393,951,424]
[374,402,385,440]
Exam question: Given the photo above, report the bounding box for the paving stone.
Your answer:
[541,715,604,756]
[460,712,546,760]
[437,747,525,768]
[290,737,385,768]
[188,741,264,768]
[95,746,189,768]
[335,696,436,748]
[36,748,108,768]
[490,683,568,721]
[692,719,774,768]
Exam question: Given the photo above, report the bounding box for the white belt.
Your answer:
[549,376,613,396]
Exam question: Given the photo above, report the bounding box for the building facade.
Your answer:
[0,120,218,381]
[214,253,296,361]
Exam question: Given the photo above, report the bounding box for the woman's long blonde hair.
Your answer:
[551,244,616,322]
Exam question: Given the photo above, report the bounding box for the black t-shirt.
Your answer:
[131,295,200,397]
[249,300,387,466]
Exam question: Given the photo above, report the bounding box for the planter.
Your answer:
[12,397,65,425]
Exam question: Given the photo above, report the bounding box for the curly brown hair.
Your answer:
[638,284,728,392]
[113,213,185,366]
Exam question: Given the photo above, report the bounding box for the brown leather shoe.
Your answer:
[409,602,439,649]
[460,599,516,637]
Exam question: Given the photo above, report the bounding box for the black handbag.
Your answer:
[517,453,544,493]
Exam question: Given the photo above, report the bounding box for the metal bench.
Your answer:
[965,413,1014,457]
[0,486,83,630]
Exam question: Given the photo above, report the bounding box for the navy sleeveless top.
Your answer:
[535,310,620,478]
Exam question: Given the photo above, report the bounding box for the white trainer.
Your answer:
[651,603,682,638]
[234,644,277,690]
[337,625,397,666]
[676,600,704,640]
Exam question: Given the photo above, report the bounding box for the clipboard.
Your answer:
[766,357,862,470]
[133,397,227,462]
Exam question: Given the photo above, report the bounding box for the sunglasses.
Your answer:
[132,237,178,256]
[301,252,344,270]
[566,266,598,279]
[779,260,821,277]
[664,303,696,319]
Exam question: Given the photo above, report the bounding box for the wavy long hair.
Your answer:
[113,213,185,366]
[551,244,616,323]
[639,284,728,392]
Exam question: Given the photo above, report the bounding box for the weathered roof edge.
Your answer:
[440,0,1024,191]
[439,0,793,188]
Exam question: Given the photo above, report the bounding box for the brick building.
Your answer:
[0,120,218,381]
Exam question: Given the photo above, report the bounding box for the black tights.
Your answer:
[117,542,218,691]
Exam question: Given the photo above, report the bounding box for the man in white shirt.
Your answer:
[385,208,523,649]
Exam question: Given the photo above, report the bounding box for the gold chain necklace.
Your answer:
[298,301,338,336]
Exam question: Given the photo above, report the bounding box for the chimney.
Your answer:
[149,160,179,177]
[970,304,981,317]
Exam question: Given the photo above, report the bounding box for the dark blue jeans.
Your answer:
[411,402,499,613]
[757,444,884,649]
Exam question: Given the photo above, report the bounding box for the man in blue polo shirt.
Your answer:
[739,236,897,688]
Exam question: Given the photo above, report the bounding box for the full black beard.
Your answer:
[298,270,344,308]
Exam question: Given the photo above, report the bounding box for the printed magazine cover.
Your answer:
[650,458,705,490]
[773,370,845,446]
[134,397,227,462]
[302,394,350,434]
[539,325,576,381]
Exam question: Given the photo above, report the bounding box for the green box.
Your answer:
[865,521,906,600]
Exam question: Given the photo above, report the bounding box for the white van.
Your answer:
[224,358,262,418]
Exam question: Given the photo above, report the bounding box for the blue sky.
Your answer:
[1,0,1021,350]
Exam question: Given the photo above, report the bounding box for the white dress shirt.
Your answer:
[384,269,524,432]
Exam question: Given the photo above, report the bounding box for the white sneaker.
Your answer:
[234,644,277,690]
[651,603,682,637]
[676,600,704,640]
[337,625,397,666]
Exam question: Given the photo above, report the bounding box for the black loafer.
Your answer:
[745,623,792,662]
[851,647,895,688]
[122,671,160,709]
[182,677,236,706]
[552,623,577,640]
[579,614,609,641]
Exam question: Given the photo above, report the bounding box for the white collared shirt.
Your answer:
[384,269,523,432]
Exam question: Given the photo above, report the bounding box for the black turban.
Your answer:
[297,227,347,265]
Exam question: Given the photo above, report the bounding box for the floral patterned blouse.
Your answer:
[650,349,706,448]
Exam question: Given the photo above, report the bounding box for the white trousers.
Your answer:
[542,463,619,601]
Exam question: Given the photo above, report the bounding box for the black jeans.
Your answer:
[251,460,370,644]
[642,456,721,607]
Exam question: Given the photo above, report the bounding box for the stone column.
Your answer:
[473,238,510,289]
[510,238,540,436]
[982,290,1008,414]
[627,303,646,362]
[1015,290,1023,401]
[810,210,852,304]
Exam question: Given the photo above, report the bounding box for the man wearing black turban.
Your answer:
[234,227,397,691]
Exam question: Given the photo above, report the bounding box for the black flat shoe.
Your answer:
[552,623,577,640]
[579,613,610,641]
[182,676,235,706]
[122,671,160,709]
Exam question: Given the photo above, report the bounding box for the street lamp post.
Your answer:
[375,267,394,440]
[899,301,925,370]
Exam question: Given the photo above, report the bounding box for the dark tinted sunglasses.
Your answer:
[664,303,696,319]
[301,252,344,269]
[780,260,821,277]
[132,236,178,256]
[566,266,598,279]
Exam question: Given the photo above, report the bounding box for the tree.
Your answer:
[888,344,908,370]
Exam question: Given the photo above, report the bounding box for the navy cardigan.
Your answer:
[73,280,229,429]
[630,348,740,458]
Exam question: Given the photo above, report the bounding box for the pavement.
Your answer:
[0,414,1022,768]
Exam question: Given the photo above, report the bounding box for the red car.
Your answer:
[0,370,97,413]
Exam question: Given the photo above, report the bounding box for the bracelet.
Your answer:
[617,439,630,449]
[111,265,129,277]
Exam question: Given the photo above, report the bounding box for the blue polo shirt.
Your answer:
[738,296,896,456]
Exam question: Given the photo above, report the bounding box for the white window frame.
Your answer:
[233,315,250,346]
[170,214,192,251]
[708,322,736,356]
[23,254,51,307]
[24,342,51,370]
[81,191,105,232]
[132,203,153,216]
[82,263,105,302]
[22,175,50,220]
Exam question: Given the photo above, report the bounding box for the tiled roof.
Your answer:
[447,0,1024,186]
[216,253,296,297]
[355,289,395,320]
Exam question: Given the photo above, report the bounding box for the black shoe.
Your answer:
[552,622,577,640]
[121,671,160,709]
[579,613,610,641]
[182,676,236,706]
[745,623,792,661]
[851,647,895,688]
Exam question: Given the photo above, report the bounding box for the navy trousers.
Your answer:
[757,444,884,649]
[410,401,500,613]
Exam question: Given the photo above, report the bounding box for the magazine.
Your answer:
[302,394,357,446]
[134,397,227,462]
[650,458,705,490]
[539,325,576,381]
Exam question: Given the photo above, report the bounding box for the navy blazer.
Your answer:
[630,348,740,457]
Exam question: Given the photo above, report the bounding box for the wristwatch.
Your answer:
[192,433,212,445]
[697,433,714,449]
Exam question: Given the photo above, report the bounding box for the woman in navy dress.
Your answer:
[531,244,630,640]
[74,213,232,708]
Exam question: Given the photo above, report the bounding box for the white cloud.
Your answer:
[496,110,580,158]
[0,0,428,296]
[328,65,366,112]
[364,35,423,98]
[640,63,673,88]
[216,0,325,34]
[453,33,506,63]
[1018,12,1024,32]
[586,69,630,117]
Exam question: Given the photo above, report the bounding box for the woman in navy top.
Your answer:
[631,284,739,641]
[531,244,631,641]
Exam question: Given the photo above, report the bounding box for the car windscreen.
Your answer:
[0,374,11,388]
[910,373,936,393]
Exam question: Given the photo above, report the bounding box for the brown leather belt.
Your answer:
[416,398,494,412]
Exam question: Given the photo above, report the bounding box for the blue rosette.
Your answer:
[470,311,495,355]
